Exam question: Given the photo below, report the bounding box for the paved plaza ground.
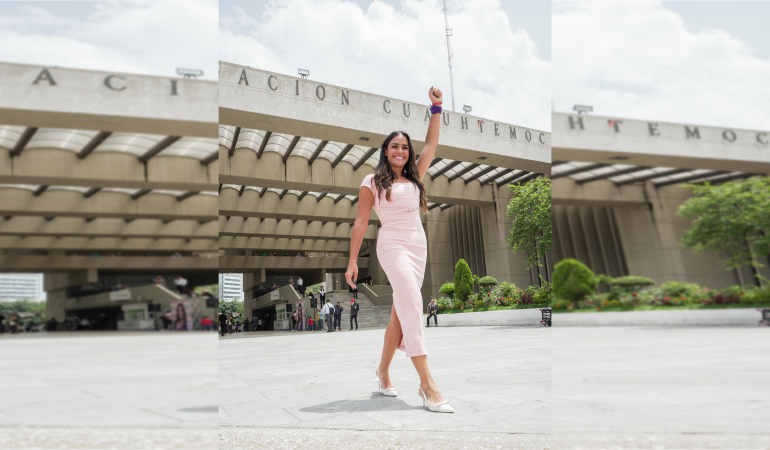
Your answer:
[0,332,218,449]
[552,326,770,449]
[219,326,551,449]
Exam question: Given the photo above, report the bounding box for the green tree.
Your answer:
[0,299,46,320]
[506,177,552,269]
[678,178,770,270]
[453,259,474,302]
[218,300,242,316]
[194,284,219,297]
[552,259,597,304]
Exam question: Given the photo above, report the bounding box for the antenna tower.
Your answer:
[442,0,456,112]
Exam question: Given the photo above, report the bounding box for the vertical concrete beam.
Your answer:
[423,208,454,304]
[478,185,533,288]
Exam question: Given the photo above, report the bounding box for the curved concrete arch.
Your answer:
[0,236,218,252]
[0,187,218,221]
[0,216,217,239]
[27,128,98,152]
[14,148,145,182]
[219,236,350,253]
[219,187,382,225]
[219,216,377,241]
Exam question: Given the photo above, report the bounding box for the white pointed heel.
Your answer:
[375,369,397,397]
[419,386,454,413]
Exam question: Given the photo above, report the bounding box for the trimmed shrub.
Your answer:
[478,276,498,295]
[658,281,698,298]
[439,283,455,299]
[553,259,598,304]
[609,276,656,293]
[453,259,474,302]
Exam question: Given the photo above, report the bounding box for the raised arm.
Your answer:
[346,181,375,289]
[415,87,443,181]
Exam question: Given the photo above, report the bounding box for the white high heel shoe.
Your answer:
[419,386,455,413]
[375,369,397,397]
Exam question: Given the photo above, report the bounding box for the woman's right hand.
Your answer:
[345,262,358,289]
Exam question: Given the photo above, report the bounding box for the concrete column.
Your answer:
[424,208,454,304]
[43,270,98,322]
[613,182,740,288]
[367,238,389,286]
[478,184,533,288]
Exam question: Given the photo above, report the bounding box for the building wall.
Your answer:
[552,181,769,289]
[0,273,45,302]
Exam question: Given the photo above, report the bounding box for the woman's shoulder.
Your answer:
[361,173,376,188]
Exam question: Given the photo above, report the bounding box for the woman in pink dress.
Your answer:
[346,87,454,413]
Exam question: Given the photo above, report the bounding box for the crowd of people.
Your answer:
[218,312,272,335]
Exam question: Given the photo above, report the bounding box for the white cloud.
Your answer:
[0,1,218,79]
[553,0,770,131]
[219,0,551,130]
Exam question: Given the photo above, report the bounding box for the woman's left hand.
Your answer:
[429,87,443,104]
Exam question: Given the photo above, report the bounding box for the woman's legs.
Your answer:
[377,304,402,389]
[411,355,445,404]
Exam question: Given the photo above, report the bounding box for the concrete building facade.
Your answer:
[0,62,219,329]
[0,273,45,302]
[217,62,552,322]
[552,112,770,288]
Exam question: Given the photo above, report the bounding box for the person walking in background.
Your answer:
[292,310,297,331]
[174,276,188,295]
[288,276,294,291]
[323,299,335,332]
[319,286,326,305]
[333,301,343,331]
[353,282,358,299]
[201,316,213,331]
[345,87,454,413]
[252,315,257,331]
[242,316,249,332]
[349,298,360,330]
[297,276,304,295]
[426,299,439,327]
[219,312,227,336]
[318,304,325,332]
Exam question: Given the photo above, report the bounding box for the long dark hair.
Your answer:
[371,131,429,214]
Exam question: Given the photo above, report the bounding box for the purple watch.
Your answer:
[430,105,442,115]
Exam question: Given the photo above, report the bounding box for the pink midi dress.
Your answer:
[361,173,428,357]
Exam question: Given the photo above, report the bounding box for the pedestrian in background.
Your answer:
[318,304,325,332]
[323,299,335,332]
[334,301,343,331]
[426,299,439,327]
[349,298,360,330]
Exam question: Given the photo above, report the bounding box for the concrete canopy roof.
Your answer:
[552,112,770,174]
[219,62,550,175]
[552,161,763,187]
[219,126,541,207]
[0,62,217,138]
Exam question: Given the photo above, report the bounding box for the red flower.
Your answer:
[632,293,637,297]
[664,297,670,301]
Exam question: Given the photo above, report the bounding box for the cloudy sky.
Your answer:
[553,0,770,131]
[0,1,218,80]
[220,0,552,131]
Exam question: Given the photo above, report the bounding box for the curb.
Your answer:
[554,308,769,326]
[428,308,545,327]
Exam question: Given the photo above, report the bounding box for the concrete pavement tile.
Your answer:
[219,409,300,427]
